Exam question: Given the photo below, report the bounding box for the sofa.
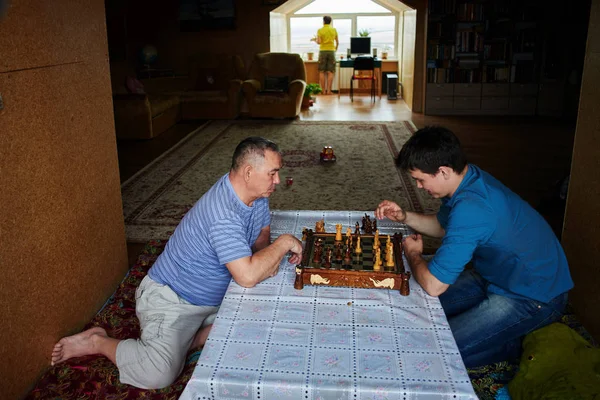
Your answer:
[242,53,307,119]
[110,54,245,140]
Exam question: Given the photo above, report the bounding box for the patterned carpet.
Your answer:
[26,241,595,400]
[121,120,441,242]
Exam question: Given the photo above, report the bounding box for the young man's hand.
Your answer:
[375,200,407,222]
[402,234,423,257]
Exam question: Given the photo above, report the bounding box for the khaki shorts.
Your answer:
[115,275,219,389]
[318,51,336,72]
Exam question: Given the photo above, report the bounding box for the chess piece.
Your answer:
[324,247,333,268]
[313,239,323,264]
[355,222,361,236]
[346,227,352,242]
[373,218,377,233]
[373,229,380,249]
[400,272,411,296]
[335,224,343,242]
[335,243,343,261]
[355,236,362,254]
[364,214,373,234]
[294,267,304,290]
[361,216,366,230]
[344,245,352,265]
[373,247,382,271]
[385,243,394,267]
[302,228,308,241]
[315,220,325,233]
[386,234,391,246]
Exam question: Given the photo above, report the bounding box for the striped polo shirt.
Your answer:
[148,173,271,306]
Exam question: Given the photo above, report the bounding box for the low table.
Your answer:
[180,210,476,400]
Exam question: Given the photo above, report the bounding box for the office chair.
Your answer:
[350,56,376,102]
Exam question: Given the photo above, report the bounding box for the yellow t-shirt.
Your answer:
[317,24,337,51]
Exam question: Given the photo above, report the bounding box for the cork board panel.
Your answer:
[0,0,108,72]
[0,62,128,398]
[562,46,600,342]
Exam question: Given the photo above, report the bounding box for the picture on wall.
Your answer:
[180,0,236,31]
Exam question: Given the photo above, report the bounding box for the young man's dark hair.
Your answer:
[323,15,332,24]
[231,136,280,171]
[397,126,467,175]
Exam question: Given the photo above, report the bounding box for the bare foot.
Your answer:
[51,326,107,366]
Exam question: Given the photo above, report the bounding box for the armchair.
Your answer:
[242,53,307,118]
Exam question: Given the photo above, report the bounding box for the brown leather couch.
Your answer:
[110,55,245,140]
[242,53,307,119]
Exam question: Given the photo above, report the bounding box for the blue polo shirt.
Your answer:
[428,165,573,303]
[148,173,271,306]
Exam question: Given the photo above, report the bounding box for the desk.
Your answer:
[180,211,476,400]
[338,58,382,98]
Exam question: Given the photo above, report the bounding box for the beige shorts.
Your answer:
[115,275,219,389]
[318,51,336,72]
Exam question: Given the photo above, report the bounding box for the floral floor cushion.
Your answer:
[26,240,595,400]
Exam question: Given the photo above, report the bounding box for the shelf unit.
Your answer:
[425,0,541,115]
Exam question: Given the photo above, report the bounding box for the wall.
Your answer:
[562,1,600,341]
[401,9,416,109]
[117,0,273,76]
[0,0,128,398]
[109,0,427,111]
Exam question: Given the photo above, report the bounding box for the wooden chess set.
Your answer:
[294,214,411,296]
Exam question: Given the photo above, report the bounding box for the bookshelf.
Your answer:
[425,0,541,115]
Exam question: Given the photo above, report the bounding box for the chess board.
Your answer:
[294,230,411,295]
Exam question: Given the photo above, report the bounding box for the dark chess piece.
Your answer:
[294,267,304,290]
[361,216,366,230]
[313,239,323,264]
[373,219,377,232]
[343,245,352,265]
[355,222,361,236]
[364,214,373,234]
[324,247,332,268]
[335,243,343,261]
[400,272,411,296]
[313,245,323,264]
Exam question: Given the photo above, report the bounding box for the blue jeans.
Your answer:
[439,269,568,368]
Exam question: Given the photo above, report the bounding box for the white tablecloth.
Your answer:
[180,211,476,400]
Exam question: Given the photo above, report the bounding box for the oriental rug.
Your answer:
[121,120,440,243]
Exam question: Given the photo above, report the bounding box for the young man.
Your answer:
[51,137,303,389]
[375,126,573,368]
[312,15,339,95]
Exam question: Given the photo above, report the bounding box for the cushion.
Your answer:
[125,76,145,94]
[195,67,225,91]
[263,75,289,92]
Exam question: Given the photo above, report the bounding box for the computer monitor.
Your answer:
[350,37,371,56]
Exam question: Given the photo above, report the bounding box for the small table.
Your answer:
[180,210,476,400]
[338,58,383,98]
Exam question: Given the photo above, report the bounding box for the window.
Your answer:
[357,16,396,54]
[288,0,397,58]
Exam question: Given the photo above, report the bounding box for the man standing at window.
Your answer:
[312,16,338,95]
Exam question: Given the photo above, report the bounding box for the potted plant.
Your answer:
[358,29,370,37]
[381,45,391,60]
[302,83,323,108]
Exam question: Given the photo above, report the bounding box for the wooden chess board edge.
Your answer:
[301,268,402,290]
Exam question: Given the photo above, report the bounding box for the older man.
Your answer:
[51,137,303,389]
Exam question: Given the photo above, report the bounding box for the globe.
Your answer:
[139,45,158,66]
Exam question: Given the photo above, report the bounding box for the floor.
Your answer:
[117,97,576,264]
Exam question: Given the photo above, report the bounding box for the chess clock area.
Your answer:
[294,216,411,296]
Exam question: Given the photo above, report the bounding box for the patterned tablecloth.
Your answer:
[180,211,476,400]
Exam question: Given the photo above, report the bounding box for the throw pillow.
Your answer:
[263,76,289,92]
[125,76,145,94]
